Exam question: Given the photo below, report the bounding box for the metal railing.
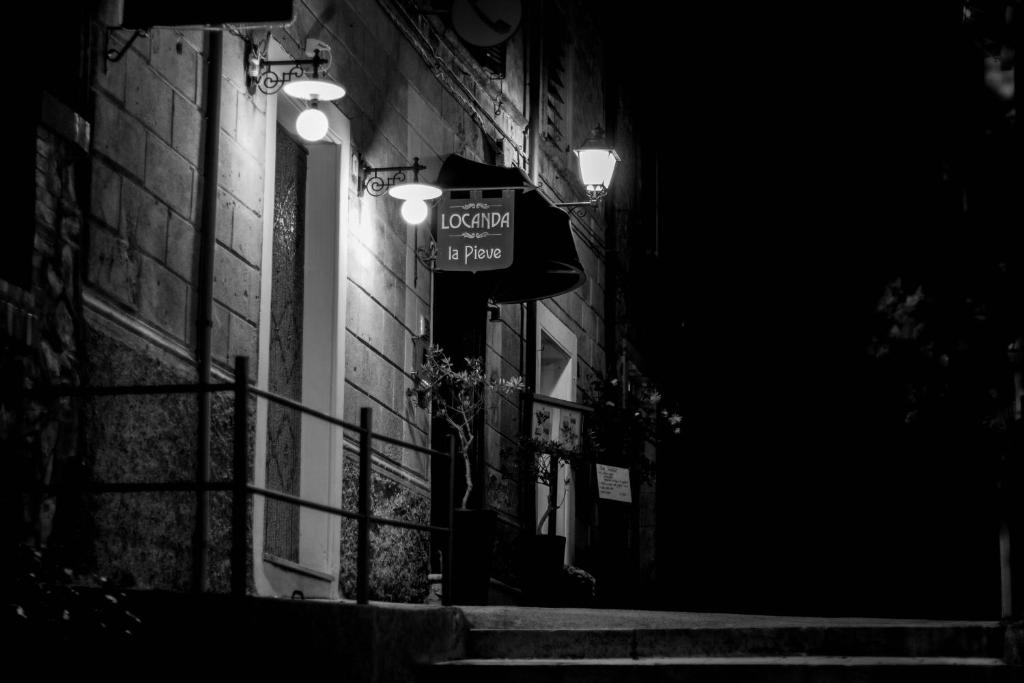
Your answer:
[32,355,456,605]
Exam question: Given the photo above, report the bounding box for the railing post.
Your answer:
[547,457,558,536]
[999,394,1022,620]
[232,356,249,598]
[1000,518,1012,620]
[443,434,456,606]
[357,407,373,605]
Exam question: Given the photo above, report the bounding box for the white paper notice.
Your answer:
[595,464,631,503]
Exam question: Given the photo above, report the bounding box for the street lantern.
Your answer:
[359,156,442,225]
[390,181,442,225]
[246,41,346,143]
[555,126,620,216]
[284,79,346,142]
[574,126,619,200]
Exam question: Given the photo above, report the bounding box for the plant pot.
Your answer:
[450,508,496,605]
[519,534,566,606]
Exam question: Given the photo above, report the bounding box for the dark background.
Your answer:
[607,2,1020,617]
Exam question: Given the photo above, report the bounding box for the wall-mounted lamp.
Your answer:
[556,126,620,217]
[246,39,345,142]
[358,156,442,225]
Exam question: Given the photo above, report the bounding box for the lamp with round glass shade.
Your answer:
[390,181,442,225]
[246,43,346,143]
[284,79,346,143]
[358,156,442,225]
[574,126,619,199]
[293,100,328,142]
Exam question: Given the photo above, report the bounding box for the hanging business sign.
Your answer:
[437,189,515,272]
[121,0,294,28]
[595,464,632,503]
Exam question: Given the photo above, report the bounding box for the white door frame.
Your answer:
[252,39,350,598]
[535,303,577,564]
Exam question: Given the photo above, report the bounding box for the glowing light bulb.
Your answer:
[400,198,429,224]
[296,106,329,142]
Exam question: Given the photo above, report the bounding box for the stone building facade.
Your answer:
[5,0,663,605]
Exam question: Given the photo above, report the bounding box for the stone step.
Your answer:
[427,656,1010,683]
[467,624,1005,660]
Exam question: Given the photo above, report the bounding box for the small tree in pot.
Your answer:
[411,344,522,604]
[413,345,523,508]
[502,380,682,605]
[503,432,583,605]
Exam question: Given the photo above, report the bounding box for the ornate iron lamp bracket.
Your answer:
[555,188,607,217]
[245,40,329,95]
[105,28,148,64]
[359,155,427,197]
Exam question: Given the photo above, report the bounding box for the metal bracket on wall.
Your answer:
[105,28,148,65]
[358,155,427,197]
[415,239,438,273]
[555,185,609,218]
[555,200,599,218]
[244,38,330,96]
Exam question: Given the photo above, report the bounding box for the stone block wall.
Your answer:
[79,23,267,590]
[338,456,431,601]
[2,120,87,555]
[90,30,201,344]
[89,25,264,373]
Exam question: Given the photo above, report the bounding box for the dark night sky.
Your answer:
[617,3,975,433]
[607,3,1018,617]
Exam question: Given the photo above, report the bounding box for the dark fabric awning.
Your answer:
[431,154,587,304]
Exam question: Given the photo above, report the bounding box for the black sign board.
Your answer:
[121,0,294,28]
[437,189,515,272]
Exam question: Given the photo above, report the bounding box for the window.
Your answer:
[263,126,307,563]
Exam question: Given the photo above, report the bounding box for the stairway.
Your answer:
[424,607,1015,682]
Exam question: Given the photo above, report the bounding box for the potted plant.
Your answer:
[560,564,597,606]
[504,433,582,605]
[579,375,682,604]
[412,344,522,604]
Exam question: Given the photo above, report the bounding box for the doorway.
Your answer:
[252,41,351,598]
[535,304,577,564]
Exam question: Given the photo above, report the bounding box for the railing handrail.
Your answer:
[248,484,452,534]
[26,382,235,398]
[33,480,234,494]
[248,385,363,434]
[31,356,456,607]
[28,378,450,461]
[251,385,449,460]
[238,359,456,605]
